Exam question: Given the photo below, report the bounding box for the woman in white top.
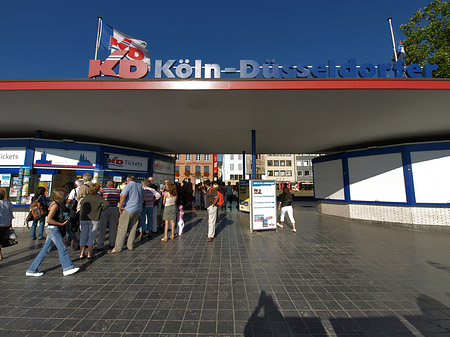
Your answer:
[161,183,177,242]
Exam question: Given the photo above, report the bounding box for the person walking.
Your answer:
[204,179,218,242]
[161,183,177,242]
[108,175,143,253]
[29,187,48,240]
[79,183,110,259]
[0,189,14,261]
[26,189,79,277]
[277,187,296,232]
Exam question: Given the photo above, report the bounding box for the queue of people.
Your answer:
[0,173,297,277]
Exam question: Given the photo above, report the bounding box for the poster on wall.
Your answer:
[239,180,250,212]
[93,169,104,185]
[34,148,96,169]
[1,174,11,187]
[250,180,277,232]
[153,159,174,186]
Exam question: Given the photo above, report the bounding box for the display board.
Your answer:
[313,159,345,200]
[348,153,406,202]
[250,180,277,232]
[411,150,450,203]
[239,180,250,212]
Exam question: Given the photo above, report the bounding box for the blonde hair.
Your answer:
[89,183,101,195]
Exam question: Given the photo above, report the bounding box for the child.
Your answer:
[177,204,185,236]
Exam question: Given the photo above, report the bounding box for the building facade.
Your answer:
[174,154,214,184]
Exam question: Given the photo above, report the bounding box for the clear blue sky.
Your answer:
[0,0,431,80]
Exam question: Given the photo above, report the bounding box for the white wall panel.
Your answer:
[348,153,406,202]
[411,150,450,204]
[313,160,345,200]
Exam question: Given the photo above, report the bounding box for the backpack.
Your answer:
[216,191,224,206]
[29,196,47,220]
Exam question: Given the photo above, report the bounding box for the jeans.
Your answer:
[30,218,45,239]
[79,220,99,246]
[140,206,153,233]
[27,226,75,273]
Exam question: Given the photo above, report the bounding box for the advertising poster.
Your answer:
[1,174,11,187]
[93,169,104,185]
[250,180,277,232]
[239,180,250,212]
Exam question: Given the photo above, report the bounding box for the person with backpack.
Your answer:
[29,187,48,240]
[26,189,79,277]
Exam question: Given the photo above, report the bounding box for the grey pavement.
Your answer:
[0,201,449,337]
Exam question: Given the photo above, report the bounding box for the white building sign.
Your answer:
[107,153,148,172]
[0,149,26,166]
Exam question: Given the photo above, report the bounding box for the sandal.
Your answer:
[79,255,86,260]
[87,255,96,260]
[170,235,175,240]
[161,237,168,242]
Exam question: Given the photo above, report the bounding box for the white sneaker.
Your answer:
[63,267,79,276]
[292,229,297,233]
[277,223,283,228]
[26,271,43,277]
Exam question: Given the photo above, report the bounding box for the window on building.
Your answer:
[175,165,179,173]
[175,154,180,160]
[274,171,279,176]
[305,170,310,176]
[280,160,285,166]
[185,165,191,173]
[185,154,191,161]
[230,164,234,171]
[274,160,279,166]
[297,170,303,176]
[280,170,286,176]
[195,165,201,173]
[297,160,302,166]
[238,164,242,171]
[286,160,292,166]
[195,154,201,161]
[204,166,209,173]
[204,154,210,161]
[267,160,273,166]
[303,160,310,166]
[268,170,273,176]
[230,154,234,160]
[287,170,292,176]
[238,154,242,160]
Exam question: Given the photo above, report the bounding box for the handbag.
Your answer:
[2,228,18,247]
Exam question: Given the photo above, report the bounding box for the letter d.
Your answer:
[240,60,260,78]
[338,59,357,78]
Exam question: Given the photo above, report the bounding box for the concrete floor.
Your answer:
[0,201,449,336]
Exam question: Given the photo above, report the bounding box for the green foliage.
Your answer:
[401,0,450,78]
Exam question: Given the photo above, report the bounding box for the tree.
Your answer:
[401,0,450,78]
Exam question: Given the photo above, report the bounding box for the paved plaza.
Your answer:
[0,201,449,337]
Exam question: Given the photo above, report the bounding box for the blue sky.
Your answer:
[0,0,431,80]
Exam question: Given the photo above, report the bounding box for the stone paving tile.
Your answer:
[0,201,450,336]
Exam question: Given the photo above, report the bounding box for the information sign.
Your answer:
[250,180,277,232]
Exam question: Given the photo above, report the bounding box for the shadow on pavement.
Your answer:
[244,291,450,336]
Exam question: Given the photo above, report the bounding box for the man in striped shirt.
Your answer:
[96,180,120,250]
[137,179,161,241]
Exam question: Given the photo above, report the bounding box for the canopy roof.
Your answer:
[1,79,449,154]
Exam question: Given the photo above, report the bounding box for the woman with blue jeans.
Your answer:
[26,189,79,277]
[30,187,48,240]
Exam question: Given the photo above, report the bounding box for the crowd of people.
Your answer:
[0,173,296,277]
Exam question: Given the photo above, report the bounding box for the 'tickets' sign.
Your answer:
[0,149,26,166]
[107,153,148,172]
